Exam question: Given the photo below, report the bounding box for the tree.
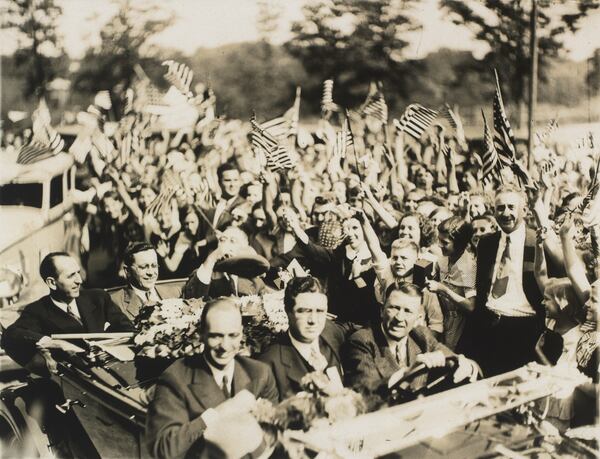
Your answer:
[441,0,599,124]
[285,0,420,114]
[588,48,600,95]
[73,0,174,93]
[3,0,66,97]
[190,42,308,119]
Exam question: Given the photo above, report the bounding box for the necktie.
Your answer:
[221,375,231,399]
[396,342,407,368]
[491,237,511,298]
[144,290,153,305]
[308,346,328,372]
[67,302,82,324]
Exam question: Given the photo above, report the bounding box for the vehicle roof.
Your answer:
[0,153,74,186]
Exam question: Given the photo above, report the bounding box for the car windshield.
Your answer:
[0,182,43,208]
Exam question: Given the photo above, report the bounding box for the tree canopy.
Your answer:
[441,0,599,115]
[3,0,66,97]
[73,0,174,94]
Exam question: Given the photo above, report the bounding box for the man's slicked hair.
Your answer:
[39,252,71,280]
[284,276,324,311]
[123,242,155,267]
[385,281,423,304]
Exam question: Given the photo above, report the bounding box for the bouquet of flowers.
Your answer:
[133,298,206,359]
[253,372,366,432]
[240,291,289,355]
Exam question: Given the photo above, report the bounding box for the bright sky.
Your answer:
[3,0,599,61]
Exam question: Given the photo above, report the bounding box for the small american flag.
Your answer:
[321,79,339,116]
[361,82,388,124]
[250,115,296,172]
[442,104,467,150]
[333,118,354,158]
[492,69,517,167]
[16,142,55,165]
[162,60,194,97]
[394,104,438,140]
[535,119,558,146]
[146,187,177,218]
[260,87,301,141]
[481,110,500,184]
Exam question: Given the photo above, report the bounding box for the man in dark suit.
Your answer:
[146,298,278,459]
[258,276,357,401]
[109,242,182,320]
[199,163,246,238]
[460,186,546,376]
[344,282,478,396]
[183,227,272,299]
[1,252,134,374]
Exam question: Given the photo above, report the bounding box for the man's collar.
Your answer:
[204,355,235,381]
[502,222,525,241]
[50,296,76,311]
[288,331,319,355]
[381,324,408,352]
[130,284,155,300]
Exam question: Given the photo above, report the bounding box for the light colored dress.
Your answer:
[438,249,477,350]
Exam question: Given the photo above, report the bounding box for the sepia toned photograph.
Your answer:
[0,0,599,457]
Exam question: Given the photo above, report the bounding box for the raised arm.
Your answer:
[559,215,591,304]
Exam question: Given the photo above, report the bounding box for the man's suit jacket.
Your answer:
[343,324,454,395]
[257,321,352,401]
[182,271,272,300]
[474,228,544,317]
[1,289,134,366]
[145,355,278,459]
[109,283,183,320]
[457,228,546,355]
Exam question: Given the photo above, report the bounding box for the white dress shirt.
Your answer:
[288,332,327,371]
[131,285,160,304]
[50,297,81,321]
[205,357,235,394]
[383,327,409,367]
[486,224,536,317]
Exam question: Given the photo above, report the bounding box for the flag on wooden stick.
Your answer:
[16,142,55,165]
[394,104,438,140]
[361,82,388,124]
[250,114,296,172]
[492,69,517,167]
[481,109,501,184]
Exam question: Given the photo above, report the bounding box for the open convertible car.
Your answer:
[0,331,596,459]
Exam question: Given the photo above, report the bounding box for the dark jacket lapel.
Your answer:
[232,359,251,395]
[278,336,310,385]
[372,325,400,378]
[123,287,143,319]
[188,357,227,410]
[76,291,101,331]
[44,295,86,332]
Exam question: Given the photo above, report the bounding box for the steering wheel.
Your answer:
[388,355,458,405]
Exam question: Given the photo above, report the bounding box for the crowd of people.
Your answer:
[1,77,599,457]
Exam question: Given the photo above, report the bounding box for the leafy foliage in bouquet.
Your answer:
[251,372,367,434]
[133,298,205,359]
[239,292,289,355]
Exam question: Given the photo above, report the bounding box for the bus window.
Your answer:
[0,183,43,207]
[50,174,63,207]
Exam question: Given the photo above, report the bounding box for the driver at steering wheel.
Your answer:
[344,282,479,398]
